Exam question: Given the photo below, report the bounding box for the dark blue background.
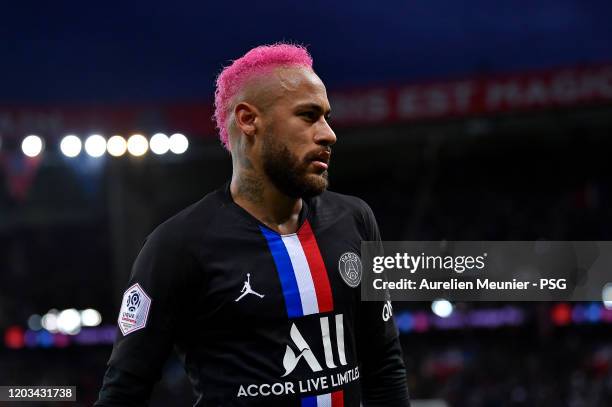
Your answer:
[2,0,611,103]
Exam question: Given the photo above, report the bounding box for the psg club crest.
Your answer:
[338,252,362,288]
[118,283,152,336]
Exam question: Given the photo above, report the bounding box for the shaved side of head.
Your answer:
[213,43,313,151]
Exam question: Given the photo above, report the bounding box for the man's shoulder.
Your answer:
[312,190,374,221]
[315,189,372,212]
[146,186,227,245]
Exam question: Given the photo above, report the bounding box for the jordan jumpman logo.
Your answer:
[235,273,265,302]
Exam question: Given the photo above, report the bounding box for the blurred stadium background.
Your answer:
[1,1,612,406]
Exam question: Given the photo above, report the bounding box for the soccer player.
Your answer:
[95,43,410,406]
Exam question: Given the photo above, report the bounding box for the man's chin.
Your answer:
[300,173,329,197]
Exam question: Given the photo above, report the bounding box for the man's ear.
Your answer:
[234,102,259,140]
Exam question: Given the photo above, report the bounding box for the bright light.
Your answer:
[57,308,81,335]
[84,135,106,157]
[60,135,82,158]
[169,133,188,154]
[80,309,102,327]
[41,310,59,333]
[431,299,454,318]
[127,134,148,156]
[149,133,170,155]
[107,135,127,157]
[22,135,43,157]
[603,283,612,309]
[27,314,42,331]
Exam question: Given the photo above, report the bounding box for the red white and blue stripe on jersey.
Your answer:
[301,390,344,407]
[260,220,334,319]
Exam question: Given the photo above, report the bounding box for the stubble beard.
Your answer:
[261,133,329,199]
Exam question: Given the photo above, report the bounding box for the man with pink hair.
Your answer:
[96,43,410,406]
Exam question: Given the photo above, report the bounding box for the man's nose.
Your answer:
[314,118,337,146]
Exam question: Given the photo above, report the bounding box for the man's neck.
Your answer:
[230,171,303,235]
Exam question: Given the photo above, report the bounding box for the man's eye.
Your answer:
[300,112,317,121]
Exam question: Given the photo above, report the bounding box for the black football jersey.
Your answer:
[97,183,409,407]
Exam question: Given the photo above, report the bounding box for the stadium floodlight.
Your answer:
[169,133,188,154]
[57,308,81,335]
[80,308,102,327]
[107,135,127,157]
[149,133,170,155]
[60,135,82,158]
[127,134,148,157]
[84,135,107,157]
[603,283,612,309]
[431,299,453,318]
[22,135,44,157]
[41,310,59,333]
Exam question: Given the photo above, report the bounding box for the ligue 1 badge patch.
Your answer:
[118,283,151,336]
[338,252,362,288]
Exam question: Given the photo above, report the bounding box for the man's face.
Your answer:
[258,67,336,198]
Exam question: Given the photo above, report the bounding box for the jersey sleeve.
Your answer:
[94,366,155,407]
[96,222,195,405]
[357,201,411,406]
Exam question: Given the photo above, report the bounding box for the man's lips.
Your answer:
[307,150,331,170]
[311,160,329,170]
[308,151,331,171]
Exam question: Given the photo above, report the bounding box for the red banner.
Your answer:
[330,64,612,124]
[0,103,215,141]
[0,64,611,141]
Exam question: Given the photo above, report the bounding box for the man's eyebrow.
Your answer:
[295,103,332,117]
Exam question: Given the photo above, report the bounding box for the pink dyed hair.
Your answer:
[213,43,313,150]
